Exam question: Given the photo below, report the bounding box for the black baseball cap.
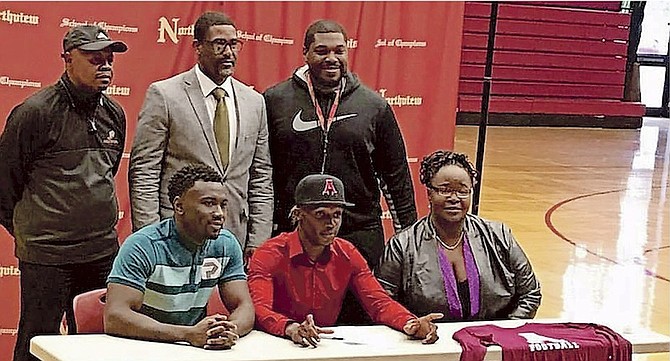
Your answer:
[295,174,355,207]
[63,25,128,53]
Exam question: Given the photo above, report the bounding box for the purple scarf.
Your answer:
[437,233,480,319]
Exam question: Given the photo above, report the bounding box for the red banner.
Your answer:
[0,2,463,357]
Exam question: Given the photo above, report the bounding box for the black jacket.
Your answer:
[0,74,125,265]
[264,66,417,235]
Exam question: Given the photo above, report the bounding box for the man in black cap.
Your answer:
[0,25,127,361]
[248,174,442,347]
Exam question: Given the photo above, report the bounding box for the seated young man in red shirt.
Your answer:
[248,174,443,347]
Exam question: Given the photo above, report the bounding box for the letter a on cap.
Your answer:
[322,179,338,196]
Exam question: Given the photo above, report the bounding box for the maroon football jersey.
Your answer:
[453,323,632,361]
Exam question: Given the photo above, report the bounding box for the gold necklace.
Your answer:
[436,231,464,250]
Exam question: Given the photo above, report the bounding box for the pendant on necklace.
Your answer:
[437,232,463,250]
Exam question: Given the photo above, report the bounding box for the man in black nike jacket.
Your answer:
[264,19,417,325]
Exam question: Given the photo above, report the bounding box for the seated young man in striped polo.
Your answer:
[104,163,254,350]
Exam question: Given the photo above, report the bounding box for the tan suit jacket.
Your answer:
[129,68,273,248]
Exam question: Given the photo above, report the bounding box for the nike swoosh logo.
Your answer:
[292,110,358,132]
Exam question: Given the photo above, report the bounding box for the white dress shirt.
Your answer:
[194,64,238,165]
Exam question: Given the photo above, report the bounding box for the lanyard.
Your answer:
[305,73,343,133]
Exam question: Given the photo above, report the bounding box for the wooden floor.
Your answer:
[452,117,669,360]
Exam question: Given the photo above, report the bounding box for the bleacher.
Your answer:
[457,2,646,128]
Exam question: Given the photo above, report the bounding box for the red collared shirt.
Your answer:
[248,230,416,336]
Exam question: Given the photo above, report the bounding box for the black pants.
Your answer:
[13,255,115,361]
[336,227,385,326]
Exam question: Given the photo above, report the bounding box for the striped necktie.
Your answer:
[211,88,230,169]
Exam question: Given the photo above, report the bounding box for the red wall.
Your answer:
[0,2,465,357]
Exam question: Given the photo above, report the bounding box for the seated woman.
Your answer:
[375,150,541,321]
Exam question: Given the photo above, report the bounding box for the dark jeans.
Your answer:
[13,254,115,361]
[336,227,385,326]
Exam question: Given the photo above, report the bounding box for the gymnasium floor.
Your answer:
[452,117,669,360]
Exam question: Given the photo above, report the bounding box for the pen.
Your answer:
[321,335,344,340]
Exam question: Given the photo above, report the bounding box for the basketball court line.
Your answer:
[544,188,669,283]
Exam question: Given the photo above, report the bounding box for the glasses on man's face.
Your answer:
[427,184,472,199]
[203,39,244,53]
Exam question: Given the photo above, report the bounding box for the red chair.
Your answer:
[63,288,225,334]
[72,288,107,333]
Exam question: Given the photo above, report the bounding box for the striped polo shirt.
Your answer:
[107,218,246,326]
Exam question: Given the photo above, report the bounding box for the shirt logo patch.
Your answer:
[519,332,580,352]
[103,130,119,145]
[202,258,222,280]
[291,109,357,132]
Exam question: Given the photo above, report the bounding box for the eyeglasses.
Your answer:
[427,184,471,199]
[202,39,244,53]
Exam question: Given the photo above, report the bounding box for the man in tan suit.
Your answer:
[129,11,272,263]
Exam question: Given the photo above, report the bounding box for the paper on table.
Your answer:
[324,326,405,348]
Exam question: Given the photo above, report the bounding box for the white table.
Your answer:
[31,319,670,361]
